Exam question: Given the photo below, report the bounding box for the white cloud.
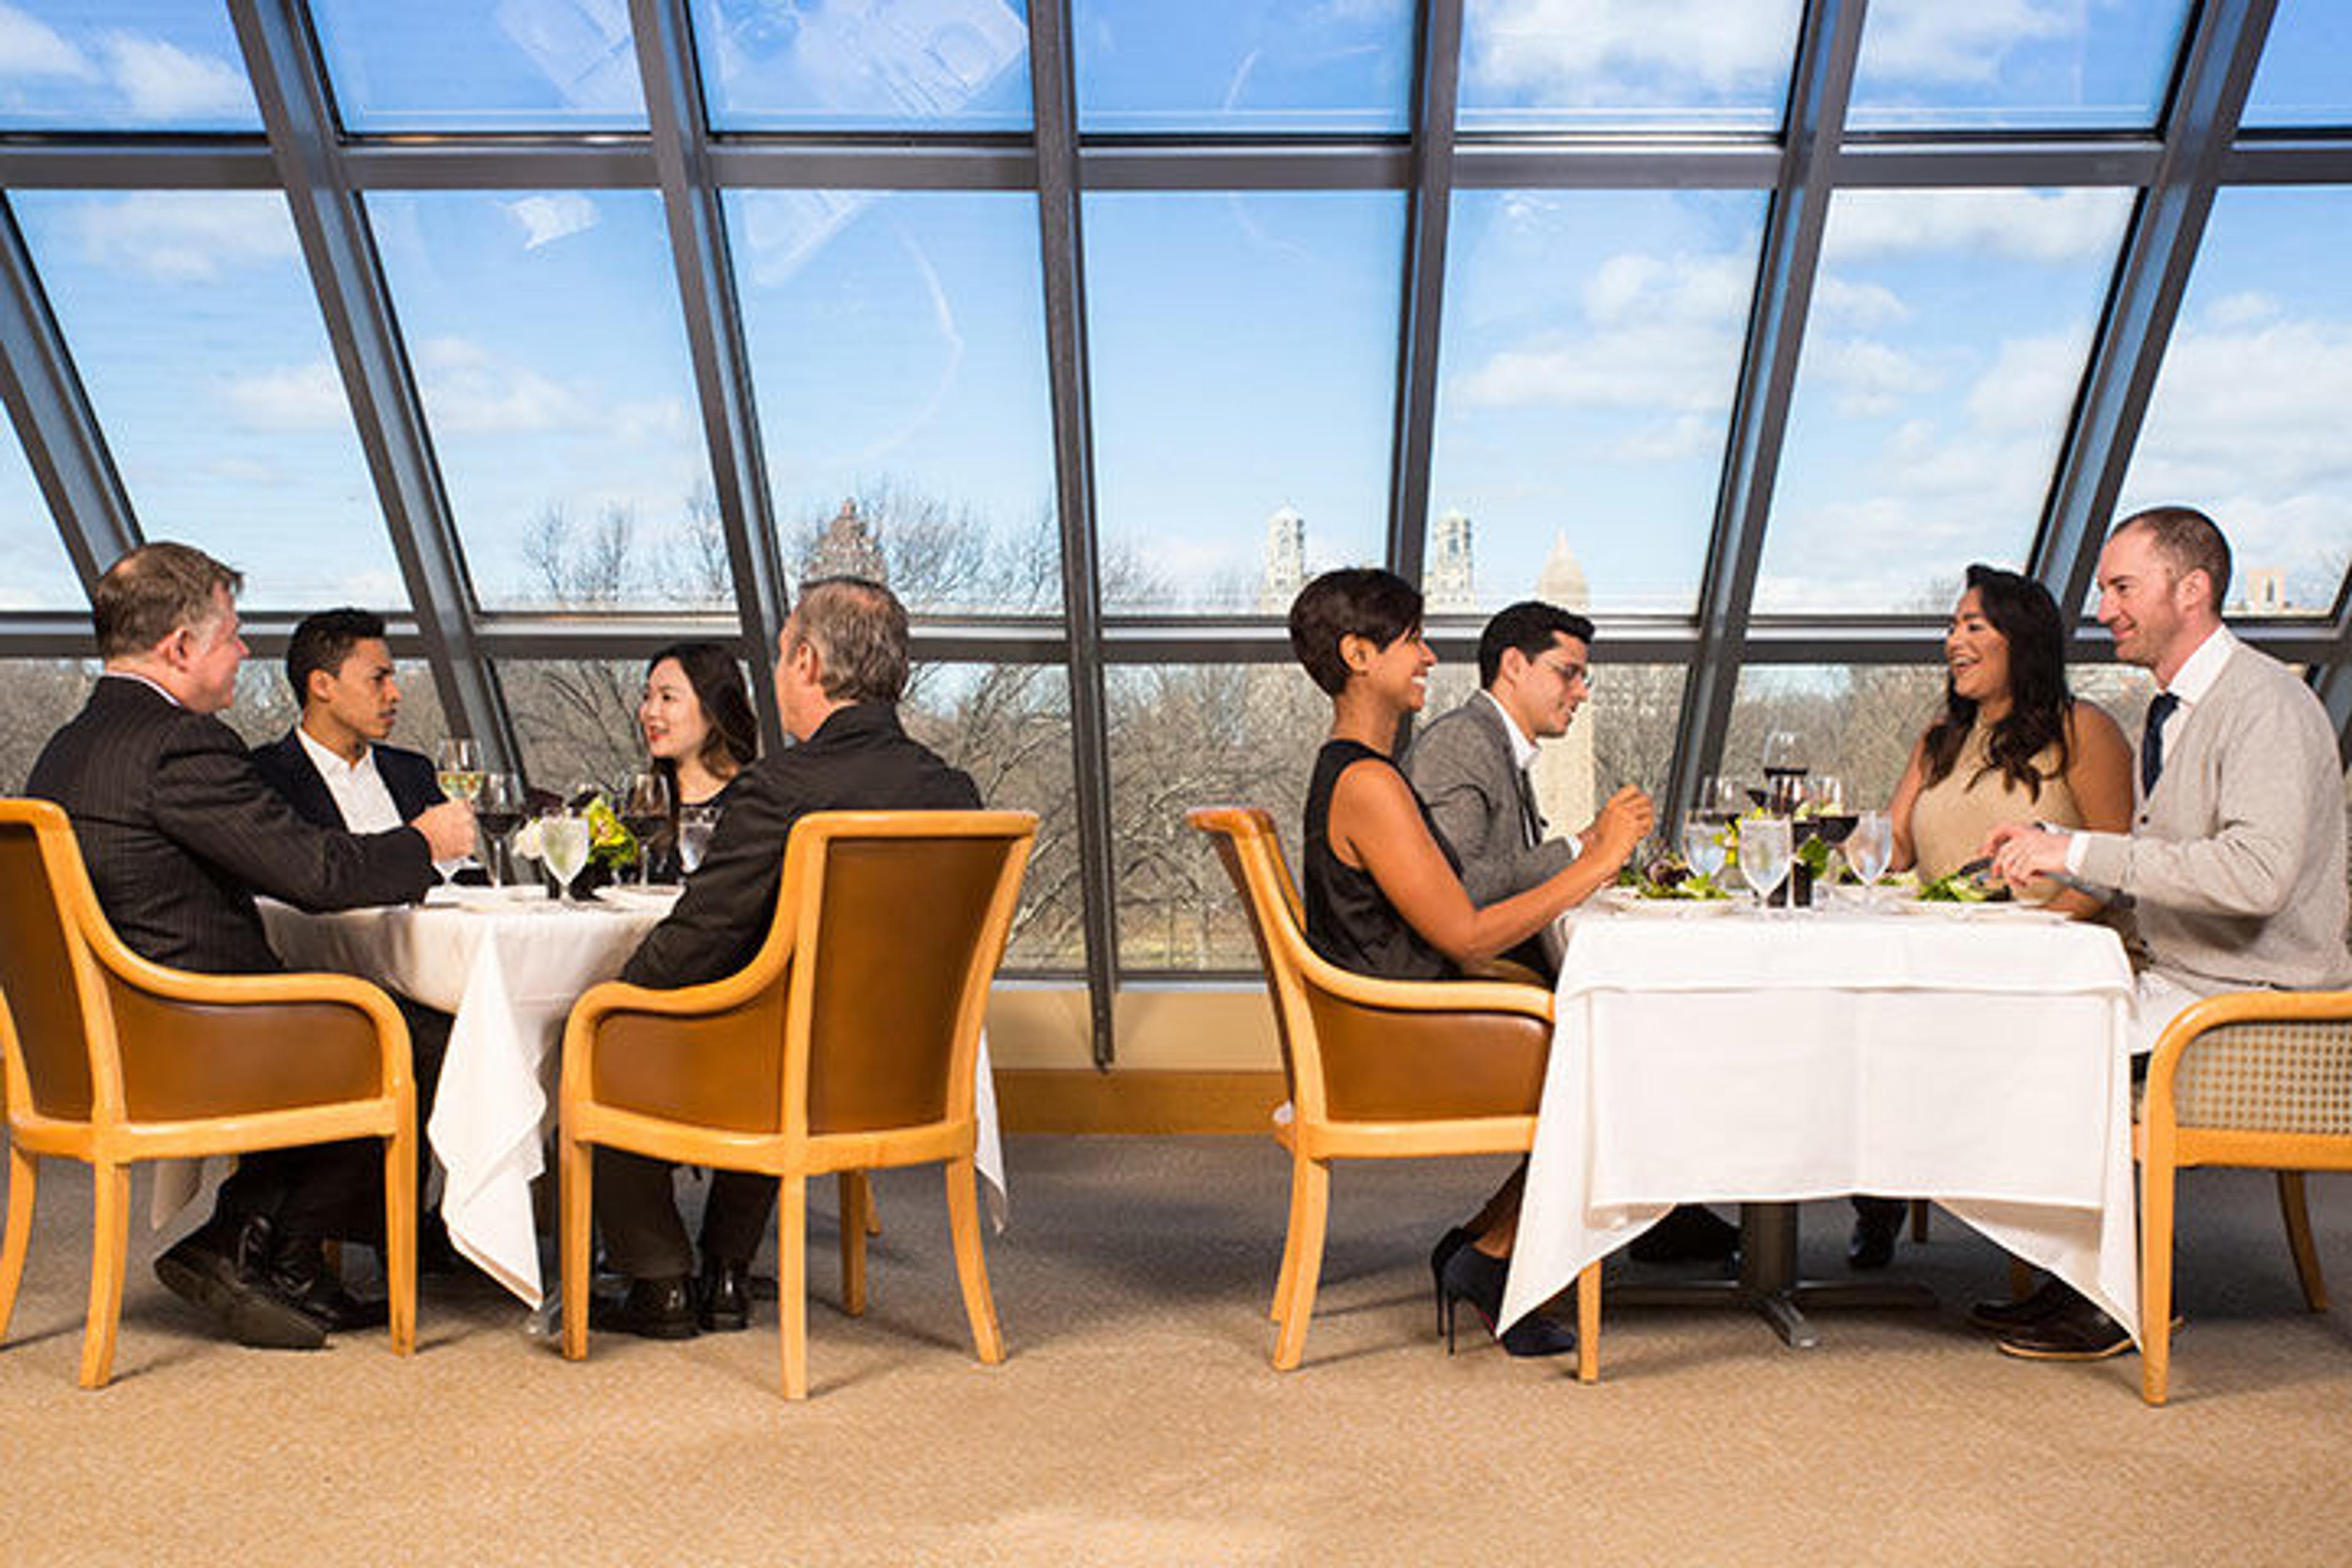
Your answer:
[1811,274,1909,328]
[2205,290,2283,331]
[1830,188,2126,263]
[505,193,600,250]
[1858,0,2086,86]
[2129,315,2352,500]
[67,192,297,282]
[1812,336,1936,417]
[1961,331,2088,433]
[1465,0,1803,101]
[0,4,92,80]
[414,336,586,435]
[1456,248,1749,413]
[222,360,351,432]
[98,32,249,121]
[611,397,688,443]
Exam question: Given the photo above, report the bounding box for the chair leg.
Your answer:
[383,1120,417,1357]
[838,1171,867,1317]
[1909,1199,1931,1243]
[946,1156,1004,1368]
[864,1176,882,1237]
[778,1175,807,1400]
[1575,1259,1601,1385]
[78,1161,128,1390]
[1271,1157,1328,1373]
[559,1130,592,1362]
[1268,1169,1303,1325]
[0,1145,35,1340]
[2141,1152,2178,1406]
[2277,1170,2329,1313]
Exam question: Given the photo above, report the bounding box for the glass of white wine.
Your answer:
[435,738,485,803]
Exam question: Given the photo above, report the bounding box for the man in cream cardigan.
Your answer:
[1980,505,2351,1359]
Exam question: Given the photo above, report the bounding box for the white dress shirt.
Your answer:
[296,725,405,833]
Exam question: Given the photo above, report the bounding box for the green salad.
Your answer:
[1617,857,1735,901]
[1917,869,2010,903]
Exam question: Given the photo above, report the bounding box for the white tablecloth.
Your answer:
[1499,903,2141,1341]
[260,892,1006,1306]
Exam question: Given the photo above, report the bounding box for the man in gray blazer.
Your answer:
[1981,505,2351,1359]
[1406,601,1731,1261]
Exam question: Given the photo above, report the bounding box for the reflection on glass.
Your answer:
[2244,0,2352,127]
[1847,0,2190,130]
[309,0,646,131]
[0,423,83,609]
[13,191,402,609]
[725,191,1060,616]
[1458,0,1801,132]
[0,1,256,130]
[1760,187,2133,613]
[903,663,1074,970]
[2117,189,2352,618]
[0,660,97,793]
[1074,0,1409,133]
[1431,190,1765,616]
[691,0,1031,131]
[1725,665,1952,808]
[1085,192,1403,612]
[367,191,718,611]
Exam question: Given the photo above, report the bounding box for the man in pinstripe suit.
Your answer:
[26,542,476,1351]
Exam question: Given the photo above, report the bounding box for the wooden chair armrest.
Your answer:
[1303,960,1555,1026]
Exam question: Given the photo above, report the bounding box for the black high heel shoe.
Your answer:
[1441,1245,1577,1359]
[1429,1226,1474,1335]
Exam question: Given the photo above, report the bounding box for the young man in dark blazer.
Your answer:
[251,608,443,832]
[26,544,477,1351]
[592,577,983,1340]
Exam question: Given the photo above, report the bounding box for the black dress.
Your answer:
[1302,738,1461,981]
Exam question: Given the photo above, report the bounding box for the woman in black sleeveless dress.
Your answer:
[1287,568,1653,1358]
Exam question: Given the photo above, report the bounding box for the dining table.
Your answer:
[1501,892,2141,1351]
[257,884,1007,1308]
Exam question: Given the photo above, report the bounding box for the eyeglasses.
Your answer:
[1534,658,1593,690]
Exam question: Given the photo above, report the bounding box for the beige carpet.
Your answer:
[1,1139,2347,1567]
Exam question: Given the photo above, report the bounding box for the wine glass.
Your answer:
[619,771,671,886]
[538,810,592,903]
[474,773,523,888]
[434,738,485,803]
[1845,809,1894,905]
[1679,812,1728,882]
[1807,774,1854,844]
[1740,816,1793,914]
[1696,774,1746,827]
[676,804,719,877]
[1761,730,1807,814]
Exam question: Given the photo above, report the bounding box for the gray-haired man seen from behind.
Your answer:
[1981,505,2351,1360]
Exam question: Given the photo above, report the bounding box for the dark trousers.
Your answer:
[594,1150,777,1280]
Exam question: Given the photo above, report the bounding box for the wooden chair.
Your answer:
[559,809,1035,1399]
[2138,987,2352,1405]
[1187,806,1599,1381]
[0,799,416,1388]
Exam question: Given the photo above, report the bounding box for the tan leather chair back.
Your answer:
[1193,810,1302,1095]
[783,813,1033,1138]
[0,802,105,1122]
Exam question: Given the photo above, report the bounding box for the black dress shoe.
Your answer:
[1629,1204,1740,1265]
[1440,1246,1577,1359]
[270,1235,390,1333]
[590,1276,699,1341]
[1966,1275,2081,1332]
[1995,1297,2136,1362]
[698,1258,752,1333]
[1847,1197,1905,1271]
[153,1214,326,1352]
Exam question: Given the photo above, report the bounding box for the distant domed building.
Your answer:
[805,499,888,585]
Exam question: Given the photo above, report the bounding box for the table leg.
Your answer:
[1605,1201,1937,1351]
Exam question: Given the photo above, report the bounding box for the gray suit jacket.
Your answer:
[1404,693,1575,907]
[2077,641,2351,994]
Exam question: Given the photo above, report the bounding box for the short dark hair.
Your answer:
[285,608,388,706]
[2114,505,2232,608]
[92,541,241,659]
[1477,600,1594,688]
[793,577,909,705]
[1287,568,1423,696]
[646,641,759,774]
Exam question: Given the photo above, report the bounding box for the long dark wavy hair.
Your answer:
[1920,564,2074,799]
[646,641,758,836]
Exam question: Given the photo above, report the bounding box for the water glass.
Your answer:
[1741,816,1793,913]
[538,812,592,902]
[1845,810,1894,902]
[1680,815,1728,881]
[676,804,720,876]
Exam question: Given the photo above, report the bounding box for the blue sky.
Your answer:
[0,0,2346,623]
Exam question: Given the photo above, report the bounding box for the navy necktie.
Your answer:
[2141,691,2180,797]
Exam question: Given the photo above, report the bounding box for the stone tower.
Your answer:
[1260,505,1307,611]
[1530,531,1597,838]
[1426,509,1476,612]
[805,498,888,586]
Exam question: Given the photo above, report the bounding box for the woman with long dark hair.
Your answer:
[636,641,758,876]
[1289,568,1654,1357]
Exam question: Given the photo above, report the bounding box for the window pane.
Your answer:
[1458,0,1802,134]
[1847,0,2191,130]
[13,191,405,610]
[308,0,646,132]
[1074,0,1409,134]
[726,191,1060,616]
[0,425,82,609]
[1423,660,1691,827]
[1760,188,2133,613]
[1085,192,1403,613]
[903,663,1076,970]
[2073,663,2156,742]
[0,1,256,130]
[1430,190,1765,616]
[691,0,1031,132]
[2244,0,2352,128]
[0,658,96,792]
[216,658,446,755]
[502,658,651,795]
[368,191,720,612]
[1725,664,1954,807]
[2117,188,2352,617]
